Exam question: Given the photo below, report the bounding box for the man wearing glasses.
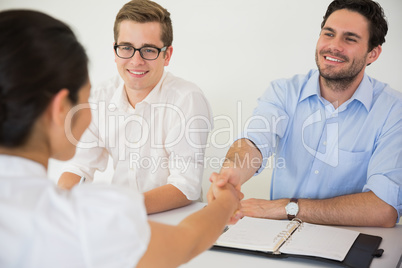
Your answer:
[58,0,212,214]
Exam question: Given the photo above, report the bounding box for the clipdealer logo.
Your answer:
[64,101,339,169]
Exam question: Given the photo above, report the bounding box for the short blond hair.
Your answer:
[114,0,173,46]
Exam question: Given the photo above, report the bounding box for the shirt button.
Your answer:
[323,141,327,146]
[314,170,319,174]
[108,103,117,112]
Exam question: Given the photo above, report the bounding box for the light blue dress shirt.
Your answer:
[243,69,402,220]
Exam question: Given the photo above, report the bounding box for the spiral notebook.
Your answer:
[213,217,383,268]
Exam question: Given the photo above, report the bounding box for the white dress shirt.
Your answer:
[63,71,213,200]
[0,155,150,268]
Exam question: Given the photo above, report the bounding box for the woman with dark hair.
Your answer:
[0,10,241,268]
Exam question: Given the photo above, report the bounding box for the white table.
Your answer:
[149,202,402,268]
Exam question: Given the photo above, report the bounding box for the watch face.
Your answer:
[286,202,299,215]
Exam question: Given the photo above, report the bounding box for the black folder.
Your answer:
[211,217,384,268]
[212,233,383,268]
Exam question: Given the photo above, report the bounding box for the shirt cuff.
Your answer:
[363,174,401,223]
[61,165,94,183]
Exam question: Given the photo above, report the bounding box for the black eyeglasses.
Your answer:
[114,44,167,60]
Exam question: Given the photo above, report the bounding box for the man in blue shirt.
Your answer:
[208,0,401,227]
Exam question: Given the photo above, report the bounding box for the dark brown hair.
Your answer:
[321,0,388,51]
[0,10,88,147]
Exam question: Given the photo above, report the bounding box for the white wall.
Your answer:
[1,0,401,201]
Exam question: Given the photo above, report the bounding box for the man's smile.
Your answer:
[325,56,345,63]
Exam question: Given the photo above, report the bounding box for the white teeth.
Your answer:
[129,70,146,75]
[326,56,343,63]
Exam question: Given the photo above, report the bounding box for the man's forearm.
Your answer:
[297,191,397,227]
[144,184,192,214]
[58,172,81,189]
[242,191,398,227]
[222,138,263,185]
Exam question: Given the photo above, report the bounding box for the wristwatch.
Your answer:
[285,198,299,220]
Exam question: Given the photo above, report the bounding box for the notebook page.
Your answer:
[280,222,359,261]
[215,217,292,252]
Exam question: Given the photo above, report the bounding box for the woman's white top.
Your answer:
[0,155,150,268]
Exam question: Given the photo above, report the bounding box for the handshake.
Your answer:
[206,139,289,224]
[207,163,244,225]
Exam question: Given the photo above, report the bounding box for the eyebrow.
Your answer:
[322,26,362,40]
[117,41,133,46]
[116,42,160,48]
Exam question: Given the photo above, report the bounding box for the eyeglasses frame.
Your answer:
[113,44,168,60]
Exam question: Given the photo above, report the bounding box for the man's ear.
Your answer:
[367,45,382,65]
[164,45,173,67]
[48,89,71,127]
[113,41,118,63]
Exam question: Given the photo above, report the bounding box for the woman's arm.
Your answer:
[137,183,241,268]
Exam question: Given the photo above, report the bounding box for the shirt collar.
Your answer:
[299,70,373,112]
[140,71,167,105]
[349,73,373,112]
[0,155,47,178]
[110,76,131,111]
[110,71,167,111]
[299,70,321,103]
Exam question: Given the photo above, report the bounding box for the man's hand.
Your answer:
[206,138,263,223]
[207,164,242,203]
[207,138,262,203]
[210,176,244,224]
[240,198,288,220]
